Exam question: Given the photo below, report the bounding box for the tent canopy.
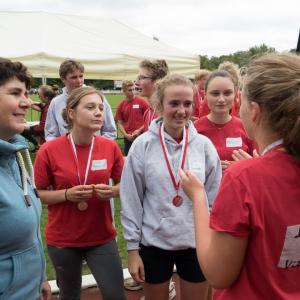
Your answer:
[0,11,200,80]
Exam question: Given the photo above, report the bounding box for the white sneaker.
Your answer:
[124,277,143,291]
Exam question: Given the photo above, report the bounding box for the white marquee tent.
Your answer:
[0,11,200,80]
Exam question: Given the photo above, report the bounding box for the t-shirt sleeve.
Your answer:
[114,102,124,121]
[141,98,150,113]
[34,146,54,189]
[111,143,124,181]
[210,171,251,237]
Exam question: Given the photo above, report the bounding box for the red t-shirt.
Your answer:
[210,150,300,299]
[143,107,159,132]
[194,116,254,161]
[31,103,50,140]
[115,95,150,134]
[34,135,124,247]
[193,88,205,118]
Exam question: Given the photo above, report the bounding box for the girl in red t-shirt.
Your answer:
[194,70,254,172]
[180,53,300,300]
[34,86,126,300]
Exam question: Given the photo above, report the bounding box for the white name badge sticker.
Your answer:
[278,224,300,269]
[91,159,107,171]
[189,161,204,181]
[226,137,242,148]
[191,161,202,171]
[132,104,140,109]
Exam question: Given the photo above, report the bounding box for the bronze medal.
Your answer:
[77,201,88,211]
[172,195,183,207]
[159,124,189,208]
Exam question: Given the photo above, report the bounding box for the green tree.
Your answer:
[200,43,277,70]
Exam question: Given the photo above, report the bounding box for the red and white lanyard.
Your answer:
[159,123,188,194]
[147,108,157,128]
[69,134,94,185]
[261,139,284,156]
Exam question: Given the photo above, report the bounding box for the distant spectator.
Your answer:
[45,59,117,141]
[23,85,56,150]
[135,59,169,131]
[193,69,210,119]
[115,80,150,155]
[51,84,61,95]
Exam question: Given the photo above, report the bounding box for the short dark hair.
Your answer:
[0,57,31,89]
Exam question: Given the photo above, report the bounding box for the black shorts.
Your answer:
[139,244,206,284]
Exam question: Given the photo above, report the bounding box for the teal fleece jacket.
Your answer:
[0,135,45,300]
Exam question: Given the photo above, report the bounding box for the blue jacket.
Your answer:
[0,135,45,300]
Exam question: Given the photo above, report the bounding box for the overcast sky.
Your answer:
[1,0,299,56]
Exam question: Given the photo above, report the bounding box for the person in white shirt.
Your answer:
[45,59,116,141]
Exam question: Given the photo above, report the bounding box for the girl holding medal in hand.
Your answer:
[180,53,300,300]
[120,74,221,300]
[34,87,126,300]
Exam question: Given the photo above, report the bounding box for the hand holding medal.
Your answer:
[65,185,94,211]
[93,183,117,200]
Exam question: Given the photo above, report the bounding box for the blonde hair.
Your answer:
[139,59,169,81]
[62,86,104,131]
[122,80,134,92]
[243,52,300,161]
[194,69,211,81]
[154,74,193,112]
[218,61,240,91]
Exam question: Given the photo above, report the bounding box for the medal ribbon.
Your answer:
[147,108,157,128]
[69,134,94,185]
[159,123,188,191]
[261,139,284,156]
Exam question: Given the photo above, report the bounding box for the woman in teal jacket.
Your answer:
[0,58,51,300]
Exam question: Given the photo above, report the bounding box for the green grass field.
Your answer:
[28,93,128,280]
[27,93,124,134]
